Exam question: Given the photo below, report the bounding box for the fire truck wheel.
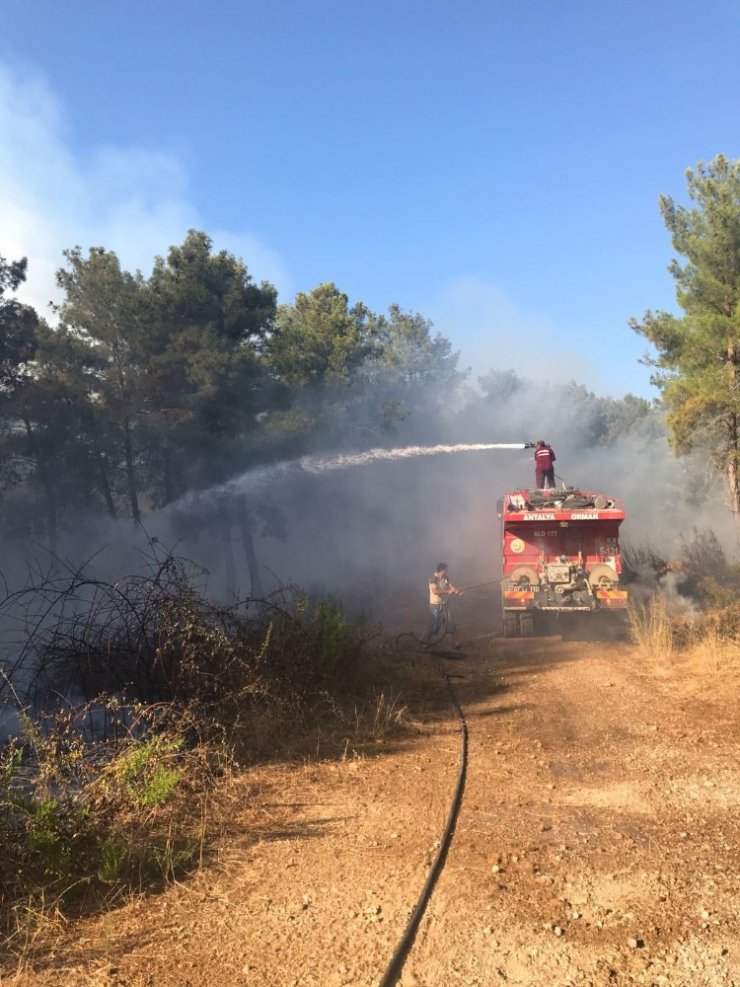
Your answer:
[503,614,519,637]
[519,613,534,637]
[587,563,618,588]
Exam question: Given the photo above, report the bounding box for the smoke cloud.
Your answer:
[0,63,728,644]
[0,61,290,315]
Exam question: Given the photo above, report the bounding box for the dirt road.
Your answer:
[16,633,740,987]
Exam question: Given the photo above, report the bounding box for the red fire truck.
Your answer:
[499,487,628,637]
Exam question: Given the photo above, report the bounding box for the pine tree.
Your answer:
[632,155,740,517]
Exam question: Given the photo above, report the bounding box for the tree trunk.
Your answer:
[97,450,117,519]
[122,419,140,523]
[727,347,740,523]
[236,494,263,598]
[219,500,237,598]
[22,416,58,554]
[728,456,740,515]
[162,443,175,506]
[728,418,740,521]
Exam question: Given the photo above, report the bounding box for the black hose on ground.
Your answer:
[378,656,468,987]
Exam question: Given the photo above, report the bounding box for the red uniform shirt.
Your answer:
[535,445,555,469]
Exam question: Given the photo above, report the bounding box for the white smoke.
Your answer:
[0,61,291,315]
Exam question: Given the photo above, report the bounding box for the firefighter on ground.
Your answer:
[534,440,556,489]
[421,562,462,648]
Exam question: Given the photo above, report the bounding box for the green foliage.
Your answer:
[0,234,467,574]
[112,737,183,807]
[265,286,463,448]
[96,837,128,884]
[313,597,356,676]
[24,800,75,878]
[632,154,740,514]
[0,706,224,949]
[268,282,371,388]
[146,230,278,495]
[0,254,39,390]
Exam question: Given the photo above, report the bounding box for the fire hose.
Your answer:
[394,577,504,651]
[381,574,511,977]
[457,577,505,592]
[378,654,468,987]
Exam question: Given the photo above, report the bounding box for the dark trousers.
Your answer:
[536,467,554,488]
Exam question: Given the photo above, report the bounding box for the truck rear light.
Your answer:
[595,589,628,607]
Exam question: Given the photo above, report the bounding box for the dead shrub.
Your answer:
[0,552,376,962]
[627,593,675,659]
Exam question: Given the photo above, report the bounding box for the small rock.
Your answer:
[491,864,501,873]
[553,925,564,936]
[483,925,493,935]
[627,937,645,949]
[572,910,581,920]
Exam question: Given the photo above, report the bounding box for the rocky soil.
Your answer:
[9,617,740,986]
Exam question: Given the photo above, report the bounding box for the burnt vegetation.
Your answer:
[0,549,381,956]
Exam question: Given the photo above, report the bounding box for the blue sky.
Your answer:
[1,0,739,397]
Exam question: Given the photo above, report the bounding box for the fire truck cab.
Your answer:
[499,487,628,637]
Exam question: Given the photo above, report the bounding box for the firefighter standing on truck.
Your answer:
[534,440,556,489]
[422,562,462,648]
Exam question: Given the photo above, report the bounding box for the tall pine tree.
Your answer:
[632,155,740,517]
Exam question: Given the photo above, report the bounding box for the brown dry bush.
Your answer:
[7,554,370,731]
[692,603,740,645]
[0,553,378,962]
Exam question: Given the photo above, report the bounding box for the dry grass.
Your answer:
[353,689,409,743]
[628,589,740,675]
[683,607,740,674]
[686,627,740,673]
[627,593,675,659]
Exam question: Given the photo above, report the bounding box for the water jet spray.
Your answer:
[170,442,531,510]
